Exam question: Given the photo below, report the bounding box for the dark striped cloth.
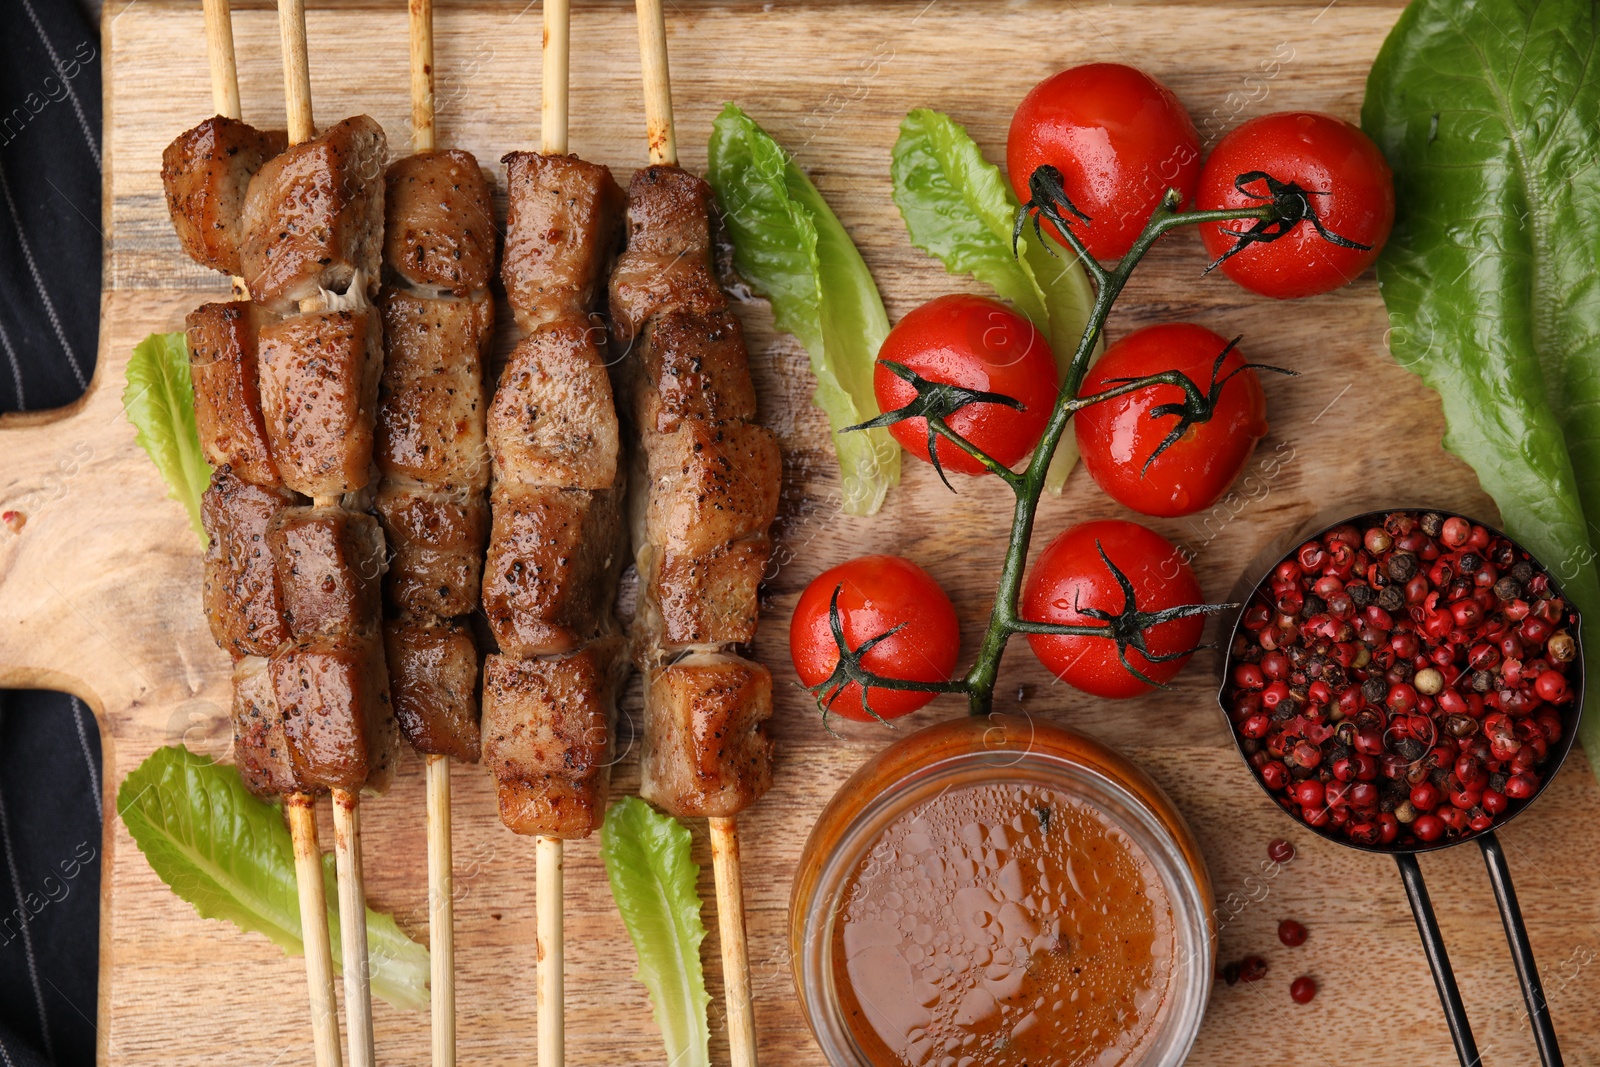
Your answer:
[0,0,106,1062]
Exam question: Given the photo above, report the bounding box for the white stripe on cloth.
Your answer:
[68,699,101,822]
[17,0,100,169]
[0,739,55,1062]
[0,159,88,390]
[0,314,24,412]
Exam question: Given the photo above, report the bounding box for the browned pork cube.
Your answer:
[608,165,726,342]
[384,150,496,295]
[481,484,624,656]
[481,642,619,839]
[377,289,492,491]
[384,618,481,762]
[258,307,382,497]
[486,318,619,492]
[187,301,279,486]
[201,468,297,658]
[644,419,781,557]
[639,652,774,818]
[271,633,397,794]
[162,116,287,275]
[240,115,386,312]
[373,482,488,619]
[501,152,624,332]
[636,310,757,433]
[638,535,769,650]
[232,655,302,798]
[268,506,385,638]
[493,776,606,840]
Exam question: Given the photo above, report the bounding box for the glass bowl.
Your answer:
[790,713,1214,1067]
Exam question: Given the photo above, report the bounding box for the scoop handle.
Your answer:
[1479,831,1564,1065]
[1396,853,1481,1066]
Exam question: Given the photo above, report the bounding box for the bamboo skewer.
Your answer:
[201,3,339,1061]
[404,5,458,1062]
[288,795,345,1067]
[426,756,456,1067]
[536,4,572,1063]
[631,4,758,1064]
[275,4,376,1065]
[278,0,315,143]
[201,0,248,299]
[202,0,241,120]
[709,818,757,1067]
[634,0,675,168]
[408,0,435,154]
[331,790,375,1067]
[535,835,564,1067]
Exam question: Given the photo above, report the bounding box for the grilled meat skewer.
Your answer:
[374,148,496,765]
[612,164,778,820]
[481,151,629,840]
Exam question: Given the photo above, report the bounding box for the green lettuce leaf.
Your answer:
[123,332,211,545]
[600,796,710,1067]
[890,108,1101,491]
[1363,0,1600,779]
[116,746,430,1010]
[707,103,900,516]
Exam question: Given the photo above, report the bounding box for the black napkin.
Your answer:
[0,0,106,1061]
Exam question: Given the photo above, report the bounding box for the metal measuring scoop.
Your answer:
[1217,508,1581,1067]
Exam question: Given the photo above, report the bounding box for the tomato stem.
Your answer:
[820,180,1281,720]
[961,184,1273,714]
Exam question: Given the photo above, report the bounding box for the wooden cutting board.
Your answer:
[3,0,1597,1063]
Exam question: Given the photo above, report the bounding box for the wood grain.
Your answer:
[0,1,1596,1064]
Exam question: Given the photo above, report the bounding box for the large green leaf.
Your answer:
[600,797,710,1067]
[1363,0,1600,776]
[123,332,211,544]
[116,746,429,1010]
[708,103,900,516]
[890,108,1101,491]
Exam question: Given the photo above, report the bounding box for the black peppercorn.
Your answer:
[1511,561,1535,583]
[1395,737,1426,762]
[1387,552,1419,581]
[1494,577,1522,602]
[1301,595,1327,619]
[1363,676,1388,704]
[1459,553,1483,574]
[1377,586,1405,613]
[1419,512,1444,537]
[1347,583,1375,607]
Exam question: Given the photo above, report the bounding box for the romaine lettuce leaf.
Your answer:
[1364,0,1600,777]
[708,103,900,516]
[116,745,429,1010]
[123,332,211,545]
[890,108,1101,491]
[600,796,710,1067]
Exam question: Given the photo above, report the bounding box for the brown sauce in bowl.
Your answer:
[833,781,1174,1066]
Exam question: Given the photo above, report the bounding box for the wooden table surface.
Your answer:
[2,0,1597,1063]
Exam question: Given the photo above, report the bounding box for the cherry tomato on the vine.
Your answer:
[1197,111,1395,299]
[1007,63,1202,262]
[1075,323,1270,518]
[790,555,961,722]
[1021,520,1205,699]
[874,294,1058,478]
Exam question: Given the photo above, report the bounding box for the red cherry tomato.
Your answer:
[1007,63,1201,261]
[1075,323,1269,517]
[1021,520,1205,698]
[1197,112,1395,299]
[874,294,1058,477]
[790,555,961,722]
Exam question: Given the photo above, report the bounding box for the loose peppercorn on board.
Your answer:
[2,1,1598,1064]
